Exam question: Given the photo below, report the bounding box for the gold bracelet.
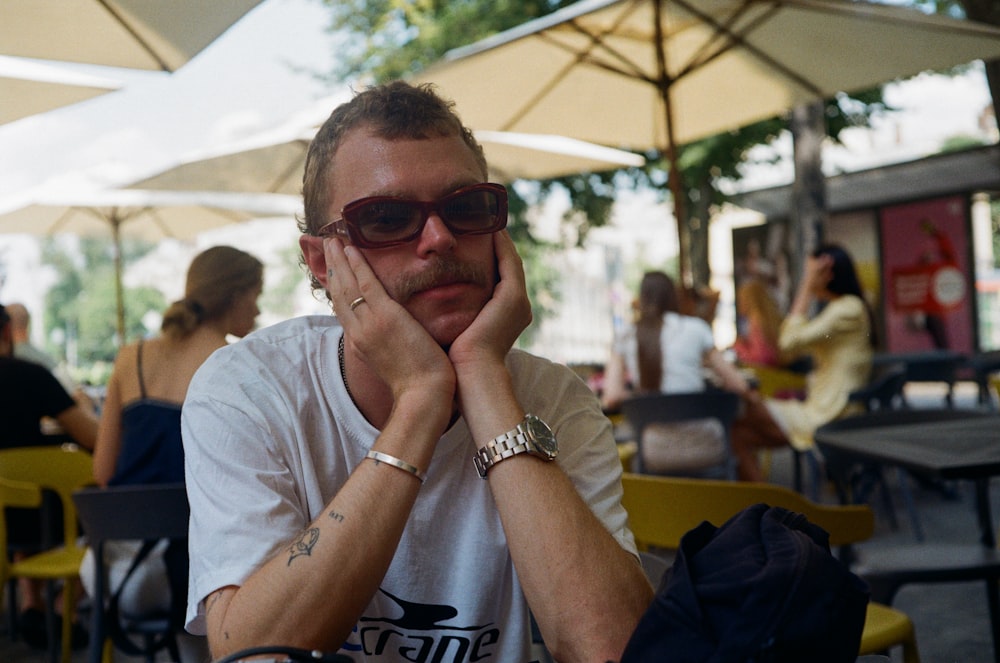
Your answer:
[365,450,426,483]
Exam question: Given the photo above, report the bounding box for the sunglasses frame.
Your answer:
[317,182,508,249]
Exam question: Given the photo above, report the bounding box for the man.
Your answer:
[6,302,96,412]
[0,302,96,648]
[182,81,653,663]
[0,303,97,450]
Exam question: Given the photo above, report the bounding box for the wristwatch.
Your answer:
[474,414,559,478]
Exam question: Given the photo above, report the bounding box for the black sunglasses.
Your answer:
[317,183,508,249]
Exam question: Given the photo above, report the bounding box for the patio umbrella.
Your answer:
[411,0,1000,280]
[0,188,301,339]
[128,115,646,194]
[0,56,122,125]
[0,0,263,72]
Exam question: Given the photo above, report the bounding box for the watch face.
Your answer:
[526,414,559,459]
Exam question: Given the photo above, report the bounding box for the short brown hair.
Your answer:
[299,81,487,237]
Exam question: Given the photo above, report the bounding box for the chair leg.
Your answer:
[6,578,17,641]
[987,577,1000,663]
[45,579,59,663]
[896,468,925,542]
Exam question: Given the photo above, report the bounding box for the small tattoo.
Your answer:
[224,631,230,641]
[287,528,320,566]
[330,511,345,522]
[328,269,334,278]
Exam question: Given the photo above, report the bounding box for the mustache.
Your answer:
[392,256,490,301]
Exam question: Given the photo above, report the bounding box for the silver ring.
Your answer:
[349,296,366,312]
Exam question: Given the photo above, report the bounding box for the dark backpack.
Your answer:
[620,503,870,663]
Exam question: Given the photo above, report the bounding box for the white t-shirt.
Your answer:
[613,312,715,393]
[182,316,636,663]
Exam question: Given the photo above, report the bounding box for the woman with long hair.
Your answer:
[732,244,876,482]
[603,271,749,474]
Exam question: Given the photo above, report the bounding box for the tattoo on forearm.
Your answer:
[287,527,320,566]
[330,511,344,522]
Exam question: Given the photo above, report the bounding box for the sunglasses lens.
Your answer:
[354,201,423,244]
[441,189,502,232]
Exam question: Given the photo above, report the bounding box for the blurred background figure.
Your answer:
[0,302,98,649]
[732,244,876,482]
[6,301,97,413]
[733,279,783,368]
[602,271,749,474]
[81,245,263,662]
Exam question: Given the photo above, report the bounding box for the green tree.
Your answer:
[41,237,165,377]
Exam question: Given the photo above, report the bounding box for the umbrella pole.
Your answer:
[111,218,125,343]
[653,0,690,288]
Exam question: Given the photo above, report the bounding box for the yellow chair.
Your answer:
[0,445,95,663]
[745,363,808,400]
[620,473,920,662]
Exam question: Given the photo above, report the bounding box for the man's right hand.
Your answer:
[325,237,456,431]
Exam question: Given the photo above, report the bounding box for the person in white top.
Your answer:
[181,81,652,663]
[602,271,750,474]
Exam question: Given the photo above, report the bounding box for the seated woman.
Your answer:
[733,278,783,368]
[602,271,750,475]
[81,246,263,662]
[732,244,876,482]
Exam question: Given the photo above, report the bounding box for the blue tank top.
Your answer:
[107,341,185,486]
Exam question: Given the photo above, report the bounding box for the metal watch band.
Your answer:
[474,424,529,478]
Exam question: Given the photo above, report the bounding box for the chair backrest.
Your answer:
[849,362,907,412]
[72,483,189,544]
[0,445,95,548]
[620,473,874,549]
[620,390,741,477]
[0,477,43,582]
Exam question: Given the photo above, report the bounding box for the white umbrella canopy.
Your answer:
[0,0,263,72]
[128,114,646,194]
[412,0,1000,277]
[0,56,122,125]
[0,188,301,338]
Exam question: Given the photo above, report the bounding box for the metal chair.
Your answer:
[72,483,191,663]
[620,473,920,662]
[0,445,94,663]
[620,390,740,479]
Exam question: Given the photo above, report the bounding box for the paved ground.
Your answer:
[2,381,996,663]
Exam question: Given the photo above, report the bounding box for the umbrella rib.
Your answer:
[96,0,173,72]
[529,0,660,100]
[671,0,824,98]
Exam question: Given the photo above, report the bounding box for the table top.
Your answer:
[815,412,1000,480]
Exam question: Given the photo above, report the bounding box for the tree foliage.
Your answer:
[319,0,893,289]
[41,237,165,379]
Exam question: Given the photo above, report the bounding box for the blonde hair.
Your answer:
[736,279,782,349]
[161,246,263,340]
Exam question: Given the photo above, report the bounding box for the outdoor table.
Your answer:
[872,350,967,408]
[816,409,1000,545]
[817,409,1000,662]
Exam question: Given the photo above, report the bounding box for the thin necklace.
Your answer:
[338,334,355,404]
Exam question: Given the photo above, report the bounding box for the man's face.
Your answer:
[319,128,498,346]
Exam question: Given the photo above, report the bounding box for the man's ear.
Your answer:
[299,234,329,290]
